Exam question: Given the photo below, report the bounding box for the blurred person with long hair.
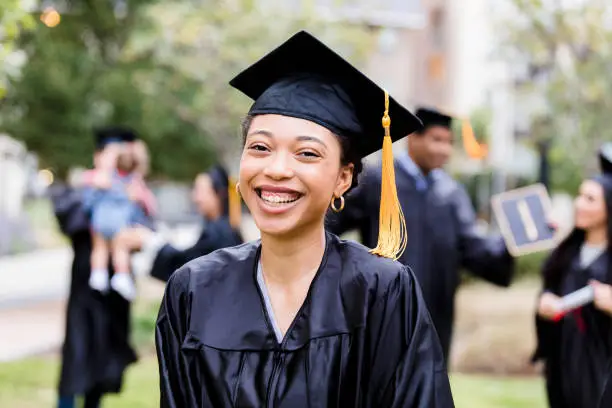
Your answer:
[49,127,143,408]
[533,144,612,408]
[114,164,244,283]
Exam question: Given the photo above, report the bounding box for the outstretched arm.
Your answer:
[455,186,515,287]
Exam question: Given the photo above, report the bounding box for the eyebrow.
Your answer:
[247,129,328,148]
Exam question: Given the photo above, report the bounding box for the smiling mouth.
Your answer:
[255,188,303,206]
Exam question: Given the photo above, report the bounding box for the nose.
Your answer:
[263,151,294,180]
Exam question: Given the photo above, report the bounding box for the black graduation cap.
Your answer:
[229,30,422,159]
[599,142,612,175]
[93,126,138,150]
[491,184,556,257]
[415,107,453,130]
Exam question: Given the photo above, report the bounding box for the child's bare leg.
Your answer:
[89,233,110,292]
[109,235,136,301]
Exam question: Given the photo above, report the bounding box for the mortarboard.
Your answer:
[230,31,422,158]
[93,126,138,150]
[599,142,612,175]
[230,30,420,259]
[491,184,557,257]
[415,107,453,130]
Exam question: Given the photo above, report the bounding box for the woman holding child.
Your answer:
[51,126,149,408]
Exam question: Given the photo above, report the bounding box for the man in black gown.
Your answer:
[326,107,515,363]
[50,127,139,408]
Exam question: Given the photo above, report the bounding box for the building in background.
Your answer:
[339,0,539,217]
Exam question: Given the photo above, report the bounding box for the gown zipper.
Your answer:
[266,352,284,408]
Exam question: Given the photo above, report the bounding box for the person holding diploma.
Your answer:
[155,31,453,407]
[533,144,612,408]
[326,106,515,362]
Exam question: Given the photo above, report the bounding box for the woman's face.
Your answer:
[192,174,220,218]
[574,179,607,231]
[239,114,353,238]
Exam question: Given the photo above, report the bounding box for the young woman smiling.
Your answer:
[155,31,454,408]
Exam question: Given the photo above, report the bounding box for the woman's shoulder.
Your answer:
[168,240,259,292]
[329,234,415,295]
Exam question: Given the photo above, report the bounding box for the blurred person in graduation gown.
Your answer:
[114,164,244,283]
[49,127,139,408]
[533,144,612,408]
[155,31,454,407]
[326,107,515,362]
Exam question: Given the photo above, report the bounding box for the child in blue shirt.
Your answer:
[83,138,155,300]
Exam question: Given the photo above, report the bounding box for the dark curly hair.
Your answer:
[240,115,364,192]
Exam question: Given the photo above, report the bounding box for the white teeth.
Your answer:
[260,191,300,204]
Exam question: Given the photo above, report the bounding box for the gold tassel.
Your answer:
[461,118,488,160]
[228,177,242,229]
[369,91,408,260]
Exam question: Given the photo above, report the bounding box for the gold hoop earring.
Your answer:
[235,182,241,197]
[330,195,345,213]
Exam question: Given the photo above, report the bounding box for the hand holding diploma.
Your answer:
[538,287,597,322]
[590,280,612,316]
[538,292,563,321]
[538,282,612,321]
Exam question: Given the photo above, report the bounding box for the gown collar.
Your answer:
[183,233,357,352]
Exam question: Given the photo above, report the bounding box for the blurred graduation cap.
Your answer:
[414,106,488,160]
[599,142,612,175]
[491,184,556,257]
[415,107,453,129]
[93,126,138,150]
[230,30,422,259]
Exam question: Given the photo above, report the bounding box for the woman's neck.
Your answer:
[260,225,326,285]
[585,226,607,247]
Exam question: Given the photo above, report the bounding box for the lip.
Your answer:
[253,185,304,215]
[256,184,302,194]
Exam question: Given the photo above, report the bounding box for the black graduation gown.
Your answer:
[155,233,455,408]
[150,216,243,283]
[326,164,514,360]
[532,253,612,408]
[600,369,612,408]
[49,183,137,396]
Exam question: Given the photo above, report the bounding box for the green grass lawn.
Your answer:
[0,356,547,407]
[451,374,546,408]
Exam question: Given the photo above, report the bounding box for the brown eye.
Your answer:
[248,143,269,152]
[298,150,320,158]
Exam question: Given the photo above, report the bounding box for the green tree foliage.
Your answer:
[500,0,612,193]
[2,0,214,180]
[2,0,375,180]
[1,0,35,97]
[141,0,375,173]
